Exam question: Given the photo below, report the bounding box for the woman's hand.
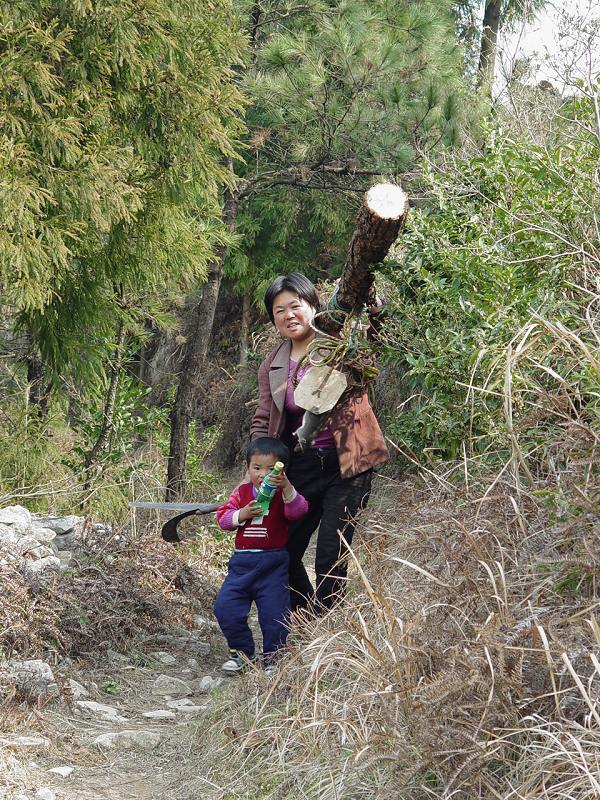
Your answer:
[238,501,264,522]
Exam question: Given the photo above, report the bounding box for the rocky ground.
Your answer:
[2,619,236,800]
[0,502,309,800]
[0,504,246,800]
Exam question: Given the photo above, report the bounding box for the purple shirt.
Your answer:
[286,359,336,449]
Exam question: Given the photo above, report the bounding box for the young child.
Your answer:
[214,436,308,673]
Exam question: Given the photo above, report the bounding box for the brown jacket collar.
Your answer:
[268,340,292,415]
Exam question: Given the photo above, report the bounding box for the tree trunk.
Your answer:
[83,320,126,477]
[250,3,261,48]
[26,352,49,415]
[239,287,252,366]
[320,182,408,332]
[477,0,502,89]
[166,186,239,500]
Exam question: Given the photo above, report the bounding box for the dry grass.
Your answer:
[0,519,224,664]
[173,472,598,799]
[174,289,599,800]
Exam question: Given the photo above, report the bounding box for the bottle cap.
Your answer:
[274,461,284,470]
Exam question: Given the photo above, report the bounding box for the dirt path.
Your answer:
[2,620,235,800]
[2,535,320,800]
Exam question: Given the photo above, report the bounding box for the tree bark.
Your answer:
[83,320,126,476]
[26,352,49,415]
[477,0,502,89]
[250,3,261,48]
[239,287,252,366]
[320,182,408,331]
[166,185,239,500]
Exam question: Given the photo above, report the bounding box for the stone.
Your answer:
[18,540,55,560]
[10,660,60,700]
[36,789,56,800]
[75,700,127,722]
[34,515,84,536]
[52,533,77,552]
[48,766,74,778]
[153,651,177,666]
[173,704,207,715]
[166,698,195,709]
[142,710,177,720]
[186,638,210,656]
[193,614,219,630]
[197,675,223,693]
[16,535,46,556]
[94,730,161,750]
[29,527,57,544]
[151,674,191,696]
[66,678,88,699]
[0,505,32,534]
[13,795,31,800]
[26,556,61,575]
[0,525,18,545]
[0,736,50,748]
[58,551,73,569]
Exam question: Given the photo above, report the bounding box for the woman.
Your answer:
[250,272,388,613]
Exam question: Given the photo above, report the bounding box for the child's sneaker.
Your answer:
[221,650,247,674]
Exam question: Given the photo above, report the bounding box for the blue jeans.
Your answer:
[213,549,290,663]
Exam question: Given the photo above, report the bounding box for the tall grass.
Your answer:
[176,287,599,800]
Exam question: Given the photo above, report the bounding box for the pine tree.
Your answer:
[229,0,465,321]
[452,0,548,87]
[165,0,466,497]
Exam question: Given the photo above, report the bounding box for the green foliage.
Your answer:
[101,679,123,696]
[152,416,225,500]
[0,0,245,382]
[0,395,75,512]
[226,0,466,305]
[380,92,600,466]
[69,375,163,467]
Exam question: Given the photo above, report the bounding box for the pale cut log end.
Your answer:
[365,182,408,220]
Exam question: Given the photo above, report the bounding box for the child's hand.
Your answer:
[270,470,291,491]
[238,500,264,522]
[271,471,294,498]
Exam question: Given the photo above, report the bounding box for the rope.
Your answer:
[291,307,379,395]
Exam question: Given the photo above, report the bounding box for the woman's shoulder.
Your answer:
[259,340,290,370]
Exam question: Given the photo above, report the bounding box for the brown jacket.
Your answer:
[250,340,388,479]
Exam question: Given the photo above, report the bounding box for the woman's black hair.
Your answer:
[264,272,321,324]
[246,436,290,467]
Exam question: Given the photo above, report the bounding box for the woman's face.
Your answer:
[272,290,316,342]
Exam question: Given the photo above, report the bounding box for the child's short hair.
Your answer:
[246,437,290,467]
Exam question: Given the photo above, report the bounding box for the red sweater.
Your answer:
[216,481,308,550]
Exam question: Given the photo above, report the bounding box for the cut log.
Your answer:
[335,182,408,312]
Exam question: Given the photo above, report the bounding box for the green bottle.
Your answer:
[254,461,284,514]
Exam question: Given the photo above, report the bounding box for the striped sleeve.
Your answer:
[216,487,244,531]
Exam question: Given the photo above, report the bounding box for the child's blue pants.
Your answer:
[214,548,290,663]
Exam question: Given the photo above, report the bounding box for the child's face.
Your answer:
[247,453,279,488]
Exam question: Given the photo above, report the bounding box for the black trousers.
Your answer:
[286,448,372,612]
